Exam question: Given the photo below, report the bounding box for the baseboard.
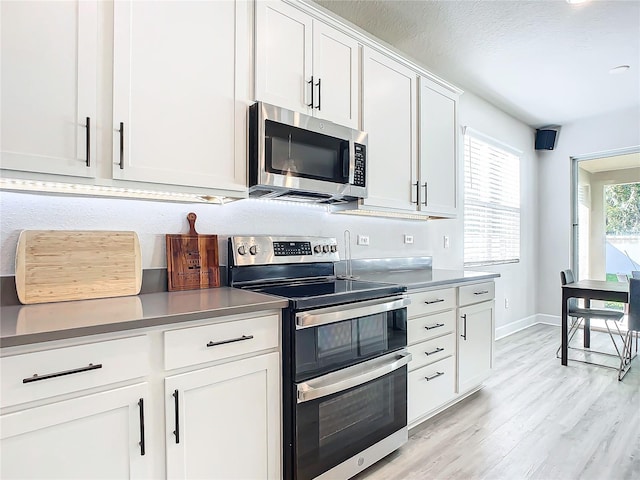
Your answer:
[535,314,561,326]
[495,315,538,340]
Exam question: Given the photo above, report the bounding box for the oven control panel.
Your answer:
[231,236,339,265]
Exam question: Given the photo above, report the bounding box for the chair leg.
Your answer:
[556,317,583,357]
[618,331,633,381]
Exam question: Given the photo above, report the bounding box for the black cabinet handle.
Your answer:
[425,347,444,356]
[424,323,444,331]
[423,182,428,206]
[315,78,321,110]
[22,363,102,383]
[119,122,124,169]
[424,298,445,305]
[425,371,444,381]
[307,76,314,108]
[474,290,489,295]
[138,398,146,456]
[206,335,254,348]
[85,117,91,167]
[173,389,180,444]
[412,182,419,204]
[461,314,467,340]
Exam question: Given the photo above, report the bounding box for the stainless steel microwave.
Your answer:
[248,102,368,204]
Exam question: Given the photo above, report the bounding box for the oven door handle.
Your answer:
[296,350,412,403]
[295,296,410,329]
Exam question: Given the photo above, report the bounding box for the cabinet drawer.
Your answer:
[164,314,279,370]
[408,334,454,372]
[459,282,495,307]
[1,336,149,408]
[408,310,455,344]
[408,356,455,424]
[407,288,456,318]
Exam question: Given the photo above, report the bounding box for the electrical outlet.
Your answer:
[443,236,450,249]
[357,235,370,246]
[504,298,510,309]
[404,234,414,244]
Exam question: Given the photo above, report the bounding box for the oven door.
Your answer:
[295,350,410,480]
[294,296,409,381]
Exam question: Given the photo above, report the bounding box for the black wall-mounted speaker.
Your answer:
[535,129,557,150]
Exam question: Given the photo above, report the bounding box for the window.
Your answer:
[463,130,521,266]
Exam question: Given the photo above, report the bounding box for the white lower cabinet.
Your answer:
[164,352,280,480]
[458,300,495,394]
[0,383,150,479]
[408,356,455,424]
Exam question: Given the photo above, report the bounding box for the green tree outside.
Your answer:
[605,183,640,235]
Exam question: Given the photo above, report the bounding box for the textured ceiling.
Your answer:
[579,152,640,173]
[312,0,640,128]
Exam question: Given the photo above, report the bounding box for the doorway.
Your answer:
[571,148,640,327]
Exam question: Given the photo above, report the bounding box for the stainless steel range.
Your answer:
[228,236,411,480]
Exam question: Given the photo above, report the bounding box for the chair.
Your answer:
[618,278,639,380]
[557,269,626,371]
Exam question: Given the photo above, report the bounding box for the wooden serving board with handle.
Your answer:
[166,213,220,292]
[15,230,142,304]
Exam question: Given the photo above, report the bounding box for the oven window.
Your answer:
[295,308,407,382]
[265,120,349,183]
[295,368,407,480]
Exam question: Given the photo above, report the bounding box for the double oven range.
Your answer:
[228,236,411,480]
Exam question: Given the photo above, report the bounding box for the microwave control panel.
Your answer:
[352,143,366,187]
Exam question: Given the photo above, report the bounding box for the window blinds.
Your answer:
[464,132,521,266]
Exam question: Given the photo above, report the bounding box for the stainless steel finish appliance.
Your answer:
[248,102,368,204]
[228,236,410,480]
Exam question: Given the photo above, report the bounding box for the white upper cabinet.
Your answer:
[255,0,359,128]
[362,47,417,212]
[112,0,247,192]
[419,77,459,218]
[0,0,98,178]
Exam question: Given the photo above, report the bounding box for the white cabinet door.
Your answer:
[312,22,359,128]
[362,48,418,212]
[0,383,150,479]
[112,0,247,192]
[165,352,280,480]
[0,0,97,178]
[458,301,495,394]
[255,0,313,115]
[419,77,458,217]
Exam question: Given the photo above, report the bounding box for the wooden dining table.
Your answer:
[560,279,630,366]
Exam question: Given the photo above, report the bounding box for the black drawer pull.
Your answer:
[424,298,445,305]
[424,323,445,330]
[425,371,445,381]
[206,335,254,348]
[474,290,489,295]
[138,398,146,456]
[118,122,125,169]
[307,76,314,107]
[173,389,180,444]
[425,347,444,356]
[23,363,102,383]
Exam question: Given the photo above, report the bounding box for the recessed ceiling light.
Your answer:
[609,65,631,74]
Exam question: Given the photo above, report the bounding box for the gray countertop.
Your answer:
[354,268,499,291]
[0,288,288,348]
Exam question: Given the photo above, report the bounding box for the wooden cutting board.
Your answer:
[15,230,142,304]
[166,212,220,292]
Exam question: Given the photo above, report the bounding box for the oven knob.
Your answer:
[249,245,257,255]
[237,245,246,256]
[314,245,322,254]
[330,245,337,253]
[322,245,329,253]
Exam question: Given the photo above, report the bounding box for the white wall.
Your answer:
[0,192,460,275]
[458,92,538,333]
[537,106,640,316]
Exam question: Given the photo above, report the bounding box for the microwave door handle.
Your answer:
[342,143,350,181]
[296,296,411,329]
[296,350,412,403]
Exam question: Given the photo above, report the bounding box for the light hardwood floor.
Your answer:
[357,324,640,480]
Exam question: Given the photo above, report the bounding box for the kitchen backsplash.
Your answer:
[0,190,463,276]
